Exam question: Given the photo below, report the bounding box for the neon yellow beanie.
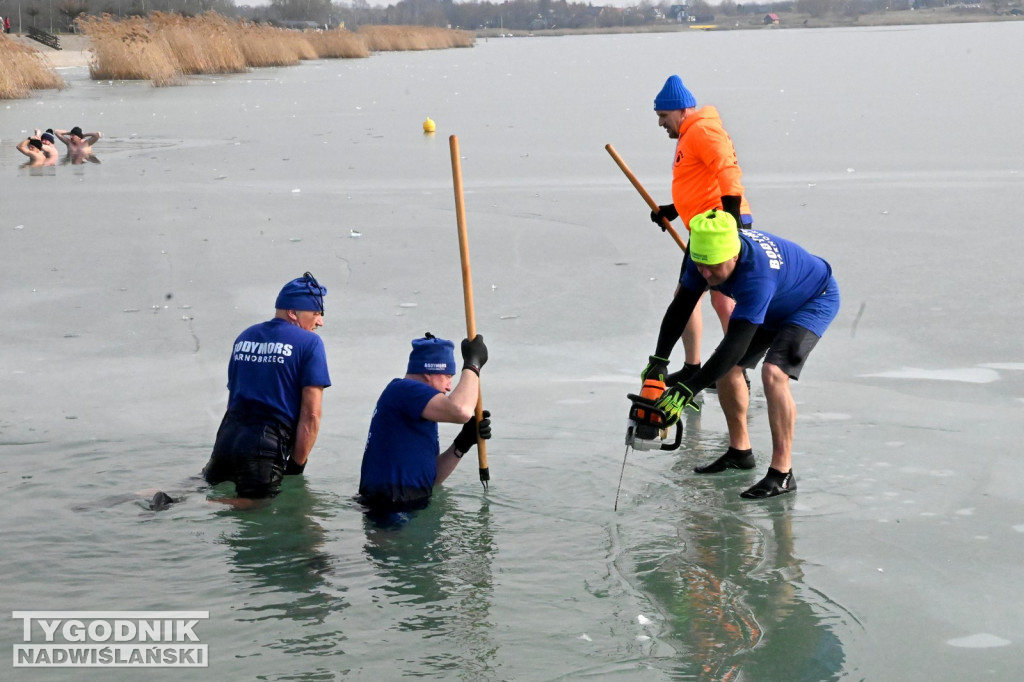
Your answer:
[688,209,740,265]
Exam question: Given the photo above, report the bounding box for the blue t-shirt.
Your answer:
[359,378,442,505]
[681,229,836,336]
[226,318,331,426]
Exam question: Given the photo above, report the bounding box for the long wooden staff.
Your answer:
[449,134,490,490]
[605,143,687,252]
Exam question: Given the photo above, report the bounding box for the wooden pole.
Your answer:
[449,134,489,489]
[605,143,687,252]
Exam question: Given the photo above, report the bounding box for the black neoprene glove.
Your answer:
[650,203,679,229]
[284,458,306,475]
[453,410,492,456]
[721,195,742,229]
[461,334,488,375]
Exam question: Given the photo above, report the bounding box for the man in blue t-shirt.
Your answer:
[358,333,491,512]
[203,273,332,505]
[640,210,840,499]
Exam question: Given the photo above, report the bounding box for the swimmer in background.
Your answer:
[54,126,102,164]
[16,136,47,166]
[38,130,60,165]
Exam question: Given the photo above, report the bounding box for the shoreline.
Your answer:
[13,8,1023,71]
[11,34,92,68]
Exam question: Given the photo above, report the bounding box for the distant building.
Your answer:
[670,4,689,22]
[764,13,780,24]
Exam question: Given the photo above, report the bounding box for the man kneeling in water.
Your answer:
[358,333,490,514]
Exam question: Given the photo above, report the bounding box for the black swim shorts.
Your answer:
[737,324,822,380]
[203,411,293,498]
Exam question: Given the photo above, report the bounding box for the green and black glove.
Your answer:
[453,410,492,457]
[655,383,700,425]
[641,355,670,383]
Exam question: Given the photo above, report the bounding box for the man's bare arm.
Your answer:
[421,370,480,424]
[291,385,324,466]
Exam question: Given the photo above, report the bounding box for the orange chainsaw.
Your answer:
[615,377,685,510]
[624,378,682,452]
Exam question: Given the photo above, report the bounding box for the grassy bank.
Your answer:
[0,14,474,96]
[359,25,475,51]
[78,13,375,86]
[478,6,1022,37]
[3,6,1014,96]
[0,32,65,99]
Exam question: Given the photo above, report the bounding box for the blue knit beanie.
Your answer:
[654,75,697,111]
[407,334,456,375]
[275,272,326,312]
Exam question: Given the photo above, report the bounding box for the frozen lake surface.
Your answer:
[2,21,1024,679]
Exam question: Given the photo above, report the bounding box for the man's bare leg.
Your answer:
[693,366,755,473]
[761,362,795,473]
[208,497,271,511]
[739,362,797,498]
[718,366,751,451]
[681,291,704,366]
[710,290,735,334]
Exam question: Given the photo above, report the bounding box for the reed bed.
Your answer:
[0,33,65,99]
[80,15,183,85]
[235,22,313,67]
[358,25,475,52]
[80,13,337,84]
[73,15,473,86]
[303,28,370,59]
[150,12,247,75]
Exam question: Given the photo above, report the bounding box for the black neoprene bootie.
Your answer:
[740,467,796,499]
[149,491,177,511]
[694,447,755,474]
[665,363,701,386]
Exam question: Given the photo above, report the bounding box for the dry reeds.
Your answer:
[76,14,473,86]
[0,33,66,99]
[234,22,309,68]
[358,25,475,52]
[150,12,246,75]
[303,28,370,59]
[79,13,327,84]
[79,15,182,85]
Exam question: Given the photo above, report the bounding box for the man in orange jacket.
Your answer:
[645,74,754,392]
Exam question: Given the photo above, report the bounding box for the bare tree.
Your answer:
[795,0,830,18]
[58,0,89,31]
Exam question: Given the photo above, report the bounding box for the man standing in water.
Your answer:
[16,136,47,165]
[643,75,754,390]
[39,130,60,161]
[202,273,331,507]
[643,210,839,499]
[54,126,102,163]
[358,333,491,513]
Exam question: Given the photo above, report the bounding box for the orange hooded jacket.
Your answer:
[670,106,752,229]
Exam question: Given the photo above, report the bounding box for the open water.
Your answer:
[2,20,1023,680]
